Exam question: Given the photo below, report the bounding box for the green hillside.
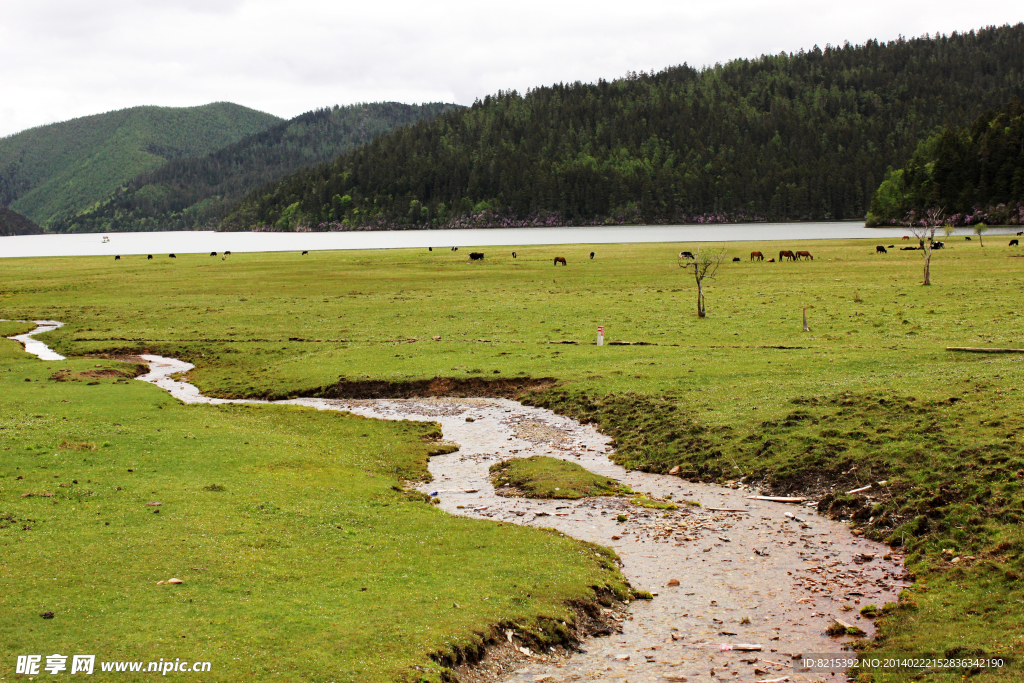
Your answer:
[868,98,1024,226]
[0,206,42,236]
[222,24,1024,231]
[51,102,461,233]
[0,103,282,228]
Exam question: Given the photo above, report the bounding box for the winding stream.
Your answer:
[10,322,907,683]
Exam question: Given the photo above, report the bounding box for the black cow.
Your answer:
[224,250,231,255]
[169,254,176,258]
[732,257,741,262]
[932,242,945,250]
[147,255,153,260]
[590,252,595,259]
[512,252,517,258]
[114,255,120,260]
[451,246,458,251]
[679,251,695,259]
[1011,239,1020,247]
[210,251,217,256]
[876,246,887,254]
[302,250,308,255]
[965,236,972,241]
[900,246,918,251]
[469,252,484,260]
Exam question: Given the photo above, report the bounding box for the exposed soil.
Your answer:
[307,376,560,400]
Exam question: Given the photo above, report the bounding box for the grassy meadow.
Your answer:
[0,326,629,682]
[2,236,1024,680]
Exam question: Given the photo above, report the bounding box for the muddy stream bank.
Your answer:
[11,322,908,683]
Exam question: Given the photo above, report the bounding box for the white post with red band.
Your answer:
[597,326,604,346]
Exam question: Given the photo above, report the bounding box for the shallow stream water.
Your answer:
[10,322,909,683]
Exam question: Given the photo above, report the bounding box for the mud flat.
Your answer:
[10,324,908,683]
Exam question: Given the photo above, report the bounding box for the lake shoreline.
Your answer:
[6,221,1022,259]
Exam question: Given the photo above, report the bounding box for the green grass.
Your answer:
[3,237,1024,680]
[489,456,631,499]
[0,338,629,682]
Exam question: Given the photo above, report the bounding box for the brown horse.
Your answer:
[902,236,909,241]
[750,251,764,261]
[795,251,813,260]
[554,256,567,266]
[779,250,796,261]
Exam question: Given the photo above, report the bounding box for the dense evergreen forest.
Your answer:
[222,24,1024,231]
[53,102,460,233]
[0,206,42,236]
[0,103,281,228]
[868,99,1024,226]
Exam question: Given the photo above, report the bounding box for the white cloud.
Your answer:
[1,0,1021,136]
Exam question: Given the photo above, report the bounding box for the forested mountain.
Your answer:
[0,206,42,236]
[222,24,1024,231]
[0,103,281,228]
[53,102,461,233]
[868,99,1024,226]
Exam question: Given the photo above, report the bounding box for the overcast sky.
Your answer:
[1,0,1021,138]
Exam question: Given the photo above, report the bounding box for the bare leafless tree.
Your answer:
[680,247,726,317]
[906,208,945,285]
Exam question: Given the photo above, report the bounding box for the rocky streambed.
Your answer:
[11,322,909,683]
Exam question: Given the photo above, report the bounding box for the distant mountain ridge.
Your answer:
[221,24,1024,230]
[0,103,283,227]
[0,206,43,236]
[51,102,462,233]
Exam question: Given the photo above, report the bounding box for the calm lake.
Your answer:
[1,221,1014,258]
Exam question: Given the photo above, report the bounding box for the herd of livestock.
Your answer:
[109,232,1024,263]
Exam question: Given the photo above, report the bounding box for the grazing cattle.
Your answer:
[965,236,972,241]
[554,256,567,266]
[795,251,813,260]
[932,241,945,250]
[888,245,895,248]
[876,246,888,254]
[114,255,120,260]
[210,251,217,256]
[147,254,153,260]
[732,257,741,262]
[512,251,517,258]
[169,254,176,258]
[679,251,695,259]
[1016,231,1023,236]
[1011,239,1020,247]
[590,251,595,259]
[750,251,764,261]
[451,246,458,251]
[902,236,910,241]
[779,250,796,261]
[469,252,485,260]
[302,250,308,255]
[224,250,231,255]
[429,247,433,251]
[900,246,918,251]
[767,258,775,262]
